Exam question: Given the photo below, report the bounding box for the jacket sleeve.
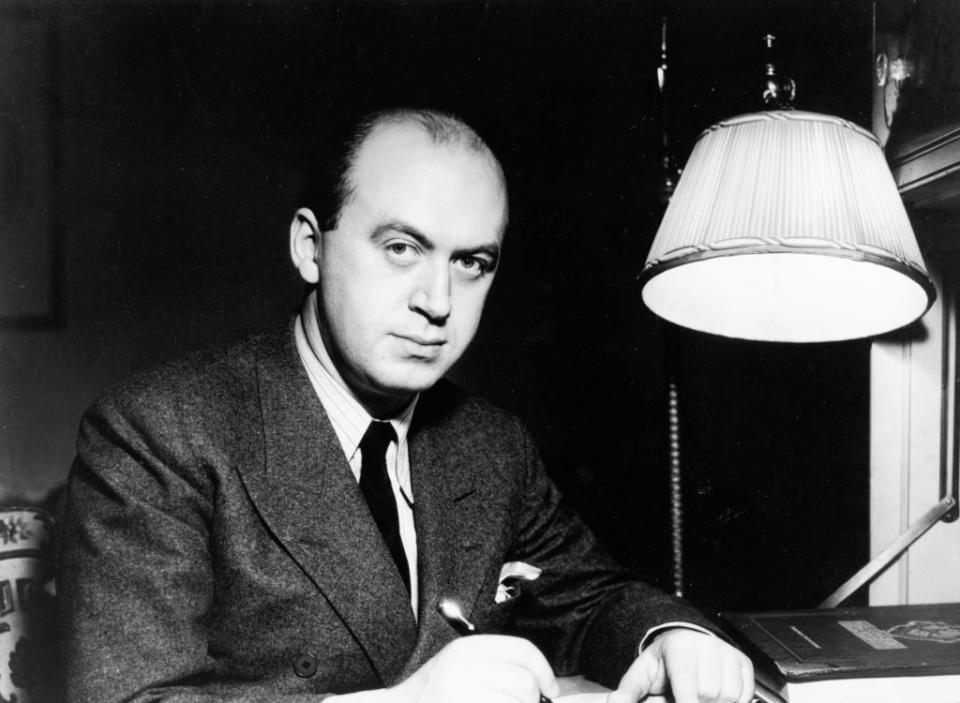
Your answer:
[502,418,720,689]
[57,394,332,703]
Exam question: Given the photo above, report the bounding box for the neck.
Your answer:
[356,393,412,421]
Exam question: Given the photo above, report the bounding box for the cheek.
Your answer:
[324,270,396,323]
[451,288,491,339]
[319,280,376,353]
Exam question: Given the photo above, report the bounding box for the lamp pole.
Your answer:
[653,13,685,599]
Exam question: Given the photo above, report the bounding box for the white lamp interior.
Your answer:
[642,253,931,342]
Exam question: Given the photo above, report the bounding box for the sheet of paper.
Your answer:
[554,675,670,702]
[556,675,609,698]
[556,694,669,703]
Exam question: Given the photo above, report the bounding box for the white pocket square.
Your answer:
[495,561,542,603]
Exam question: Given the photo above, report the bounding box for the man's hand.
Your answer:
[390,635,559,703]
[608,629,754,703]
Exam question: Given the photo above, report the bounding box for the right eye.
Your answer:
[384,240,421,264]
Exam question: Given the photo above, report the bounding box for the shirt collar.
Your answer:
[294,291,418,461]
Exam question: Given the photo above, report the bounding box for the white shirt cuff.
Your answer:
[638,621,716,653]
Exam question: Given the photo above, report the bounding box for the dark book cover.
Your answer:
[720,602,960,684]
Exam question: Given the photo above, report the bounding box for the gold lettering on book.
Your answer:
[839,620,908,649]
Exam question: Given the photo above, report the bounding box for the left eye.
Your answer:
[454,256,491,276]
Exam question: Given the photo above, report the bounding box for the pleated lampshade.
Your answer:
[639,110,936,342]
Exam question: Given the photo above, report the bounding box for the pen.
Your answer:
[437,598,554,703]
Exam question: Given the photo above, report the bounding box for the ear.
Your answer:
[290,207,321,284]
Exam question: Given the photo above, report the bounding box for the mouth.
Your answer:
[394,334,447,359]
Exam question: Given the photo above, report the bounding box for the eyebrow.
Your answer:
[373,220,502,264]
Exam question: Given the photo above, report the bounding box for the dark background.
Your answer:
[0,0,886,614]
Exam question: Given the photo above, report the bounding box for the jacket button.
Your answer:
[293,653,318,678]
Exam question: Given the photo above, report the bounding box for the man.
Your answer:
[59,108,753,702]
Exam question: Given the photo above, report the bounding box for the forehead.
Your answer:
[347,121,508,242]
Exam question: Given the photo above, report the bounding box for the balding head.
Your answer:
[299,108,507,234]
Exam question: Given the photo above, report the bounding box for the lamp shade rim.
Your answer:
[639,246,937,309]
[645,238,928,284]
[698,110,880,146]
[639,250,937,342]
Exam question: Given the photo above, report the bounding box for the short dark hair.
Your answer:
[298,107,498,232]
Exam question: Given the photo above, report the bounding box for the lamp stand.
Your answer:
[821,273,960,608]
[819,495,957,608]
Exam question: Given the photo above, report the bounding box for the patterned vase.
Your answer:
[0,508,56,703]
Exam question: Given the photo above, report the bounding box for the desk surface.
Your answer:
[556,676,609,702]
[557,676,671,702]
[557,676,609,696]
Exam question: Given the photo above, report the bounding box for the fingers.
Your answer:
[611,630,754,703]
[665,632,754,703]
[394,634,558,703]
[457,659,541,703]
[608,649,665,703]
[451,635,559,698]
[473,658,550,703]
[737,655,755,703]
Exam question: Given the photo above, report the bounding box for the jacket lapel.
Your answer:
[236,323,417,684]
[400,386,501,675]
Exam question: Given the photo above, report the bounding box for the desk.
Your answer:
[557,676,609,696]
[556,676,610,702]
[557,676,672,702]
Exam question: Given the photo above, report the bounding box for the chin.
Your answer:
[375,366,448,396]
[383,377,443,396]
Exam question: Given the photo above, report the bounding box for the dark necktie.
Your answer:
[359,421,410,592]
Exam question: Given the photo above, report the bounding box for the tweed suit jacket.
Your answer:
[58,320,716,702]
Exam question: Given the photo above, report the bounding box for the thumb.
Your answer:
[608,648,666,703]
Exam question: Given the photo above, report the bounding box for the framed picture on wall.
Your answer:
[0,9,62,328]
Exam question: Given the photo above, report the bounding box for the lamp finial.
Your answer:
[762,33,796,109]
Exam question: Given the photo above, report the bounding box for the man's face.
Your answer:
[313,122,507,413]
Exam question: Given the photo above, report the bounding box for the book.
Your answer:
[721,602,960,703]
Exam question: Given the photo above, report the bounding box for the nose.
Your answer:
[410,263,451,323]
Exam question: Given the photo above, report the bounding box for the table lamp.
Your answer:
[639,109,935,343]
[639,34,956,607]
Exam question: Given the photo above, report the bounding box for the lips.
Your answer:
[395,334,447,347]
[394,334,447,359]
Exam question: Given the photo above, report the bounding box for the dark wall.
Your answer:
[0,0,875,612]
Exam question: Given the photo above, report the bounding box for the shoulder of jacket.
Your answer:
[90,322,288,419]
